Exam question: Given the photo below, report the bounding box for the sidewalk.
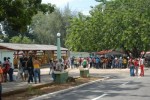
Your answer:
[1,67,135,96]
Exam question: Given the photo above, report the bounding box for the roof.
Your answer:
[96,50,124,55]
[96,50,113,55]
[0,43,68,51]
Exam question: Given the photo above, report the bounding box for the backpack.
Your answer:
[3,62,10,73]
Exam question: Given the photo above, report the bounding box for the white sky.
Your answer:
[42,0,99,15]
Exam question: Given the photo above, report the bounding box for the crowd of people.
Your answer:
[68,56,128,69]
[0,55,146,83]
[0,55,147,100]
[64,56,145,77]
[17,56,41,84]
[0,56,41,84]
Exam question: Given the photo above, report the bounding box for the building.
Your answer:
[0,43,68,68]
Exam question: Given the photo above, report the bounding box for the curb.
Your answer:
[2,82,53,97]
[30,76,110,100]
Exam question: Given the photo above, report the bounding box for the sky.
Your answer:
[42,0,99,15]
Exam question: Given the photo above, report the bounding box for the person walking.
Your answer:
[33,57,41,84]
[26,56,34,83]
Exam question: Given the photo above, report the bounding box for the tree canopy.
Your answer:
[65,0,150,57]
[30,5,76,46]
[0,0,55,34]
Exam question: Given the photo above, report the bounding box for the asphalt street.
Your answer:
[45,69,150,100]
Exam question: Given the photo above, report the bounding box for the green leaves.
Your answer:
[65,0,150,57]
[0,0,55,33]
[10,35,32,44]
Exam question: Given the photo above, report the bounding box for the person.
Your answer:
[95,57,100,69]
[134,58,139,76]
[7,57,14,82]
[2,57,10,82]
[49,60,53,75]
[17,58,24,81]
[102,58,107,69]
[22,57,28,81]
[56,59,64,71]
[71,56,75,69]
[0,62,4,100]
[33,57,41,84]
[111,58,115,69]
[118,57,123,69]
[139,57,144,76]
[51,60,56,81]
[82,58,87,68]
[123,57,127,68]
[26,56,34,83]
[129,58,135,76]
[64,58,68,70]
[89,57,92,68]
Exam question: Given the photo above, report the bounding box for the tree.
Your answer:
[65,0,150,58]
[0,0,55,38]
[10,35,32,43]
[30,5,76,47]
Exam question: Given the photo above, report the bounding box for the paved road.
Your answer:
[44,69,150,100]
[2,68,130,93]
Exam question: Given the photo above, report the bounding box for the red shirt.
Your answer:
[134,60,139,67]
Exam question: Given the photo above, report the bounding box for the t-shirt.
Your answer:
[82,60,87,66]
[33,60,40,69]
[134,60,139,67]
[123,59,127,64]
[140,59,144,65]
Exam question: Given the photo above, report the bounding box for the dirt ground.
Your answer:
[2,77,101,100]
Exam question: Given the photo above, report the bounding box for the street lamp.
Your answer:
[57,33,61,60]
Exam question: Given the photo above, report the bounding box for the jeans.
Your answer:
[28,67,33,83]
[34,68,40,83]
[118,63,122,68]
[96,63,99,69]
[8,68,14,81]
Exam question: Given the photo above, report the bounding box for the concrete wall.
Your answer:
[0,50,14,65]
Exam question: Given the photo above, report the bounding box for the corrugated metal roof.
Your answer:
[0,43,68,51]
